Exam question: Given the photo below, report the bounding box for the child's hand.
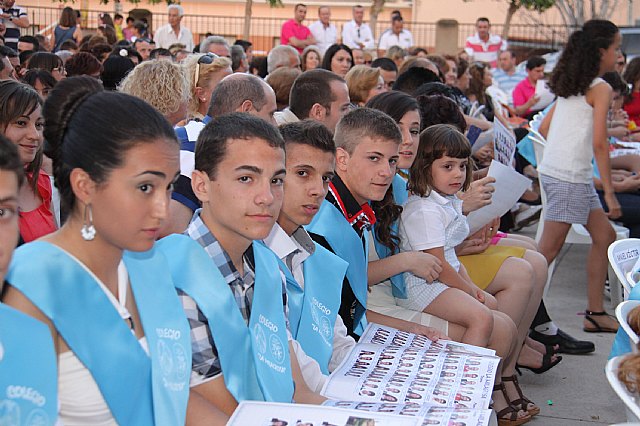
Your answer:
[408,323,450,342]
[408,252,442,283]
[472,288,485,304]
[460,176,496,214]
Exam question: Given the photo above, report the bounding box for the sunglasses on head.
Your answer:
[194,52,219,86]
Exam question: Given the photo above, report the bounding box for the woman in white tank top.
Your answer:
[537,20,622,335]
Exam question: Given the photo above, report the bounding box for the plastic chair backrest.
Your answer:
[617,300,640,348]
[607,355,640,422]
[609,239,640,296]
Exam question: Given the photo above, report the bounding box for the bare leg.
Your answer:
[425,288,493,346]
[538,220,571,265]
[497,235,538,251]
[583,208,618,330]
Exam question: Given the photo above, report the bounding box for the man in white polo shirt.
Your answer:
[308,6,336,55]
[342,5,374,51]
[154,4,194,52]
[377,15,413,57]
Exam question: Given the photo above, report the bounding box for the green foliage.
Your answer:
[516,0,555,12]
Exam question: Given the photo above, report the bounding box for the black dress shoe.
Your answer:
[529,329,595,355]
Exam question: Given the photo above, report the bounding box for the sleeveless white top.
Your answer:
[537,78,605,184]
[57,253,148,426]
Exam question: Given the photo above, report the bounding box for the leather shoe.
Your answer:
[529,329,595,355]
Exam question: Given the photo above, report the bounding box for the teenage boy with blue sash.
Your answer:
[0,137,57,426]
[169,113,326,416]
[307,108,448,341]
[264,121,355,384]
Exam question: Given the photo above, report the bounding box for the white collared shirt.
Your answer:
[308,20,337,55]
[153,23,194,51]
[378,28,414,50]
[264,224,356,377]
[342,20,374,50]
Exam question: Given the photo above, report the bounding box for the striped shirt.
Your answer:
[172,117,209,212]
[464,33,507,68]
[2,5,27,50]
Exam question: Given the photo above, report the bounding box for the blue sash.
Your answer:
[158,235,294,403]
[306,200,368,336]
[6,242,191,426]
[0,303,57,426]
[282,244,347,374]
[372,174,409,299]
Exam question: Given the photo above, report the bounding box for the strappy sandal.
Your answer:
[502,375,540,417]
[516,352,562,375]
[492,383,531,426]
[583,310,619,333]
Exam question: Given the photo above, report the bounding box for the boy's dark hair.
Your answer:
[525,56,546,70]
[393,67,440,95]
[0,134,25,189]
[289,69,345,120]
[409,124,472,197]
[371,57,397,72]
[149,48,172,59]
[126,17,135,24]
[18,36,39,51]
[476,17,490,25]
[60,39,78,51]
[234,39,253,51]
[279,120,335,154]
[602,71,629,96]
[417,94,467,132]
[195,112,284,179]
[114,13,123,20]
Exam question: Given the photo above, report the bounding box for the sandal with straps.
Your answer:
[492,383,531,426]
[583,310,619,333]
[502,375,540,417]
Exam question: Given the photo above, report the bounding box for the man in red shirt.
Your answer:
[281,3,316,54]
[512,55,546,118]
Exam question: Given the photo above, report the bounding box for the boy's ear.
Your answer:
[191,170,211,204]
[308,103,326,121]
[335,147,350,173]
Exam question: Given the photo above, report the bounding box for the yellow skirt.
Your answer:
[459,245,527,290]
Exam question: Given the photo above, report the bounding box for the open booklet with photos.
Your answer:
[228,324,498,426]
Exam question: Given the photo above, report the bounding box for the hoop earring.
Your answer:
[81,203,96,241]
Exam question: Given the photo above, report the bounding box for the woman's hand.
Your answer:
[406,252,442,283]
[604,191,623,220]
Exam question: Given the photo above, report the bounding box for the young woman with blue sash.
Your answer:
[2,77,227,425]
[0,136,58,426]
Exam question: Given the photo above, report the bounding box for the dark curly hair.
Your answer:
[549,19,619,98]
[416,94,467,133]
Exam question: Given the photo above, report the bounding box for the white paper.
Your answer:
[323,401,492,426]
[492,118,517,166]
[466,160,531,234]
[227,401,421,426]
[321,324,499,410]
[531,79,555,111]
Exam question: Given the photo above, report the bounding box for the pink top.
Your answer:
[281,19,311,53]
[512,78,536,115]
[19,171,56,243]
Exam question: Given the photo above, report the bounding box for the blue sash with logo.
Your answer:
[282,244,347,374]
[306,200,369,336]
[0,303,57,426]
[6,242,191,426]
[373,174,409,299]
[158,235,294,403]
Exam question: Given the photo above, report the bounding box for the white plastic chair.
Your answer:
[530,136,629,302]
[609,239,640,299]
[617,300,640,351]
[607,355,640,422]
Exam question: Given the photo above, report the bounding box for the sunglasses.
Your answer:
[194,52,218,86]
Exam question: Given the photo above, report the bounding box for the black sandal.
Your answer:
[516,352,562,375]
[492,383,532,426]
[502,375,540,417]
[583,310,619,333]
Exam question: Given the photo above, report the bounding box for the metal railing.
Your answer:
[24,6,575,53]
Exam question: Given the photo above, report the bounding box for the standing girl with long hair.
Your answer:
[538,20,622,334]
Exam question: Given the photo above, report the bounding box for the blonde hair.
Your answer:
[183,53,232,119]
[345,65,381,105]
[118,59,190,118]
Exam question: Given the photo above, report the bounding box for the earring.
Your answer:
[81,203,96,241]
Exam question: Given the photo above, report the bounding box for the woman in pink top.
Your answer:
[0,80,56,243]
